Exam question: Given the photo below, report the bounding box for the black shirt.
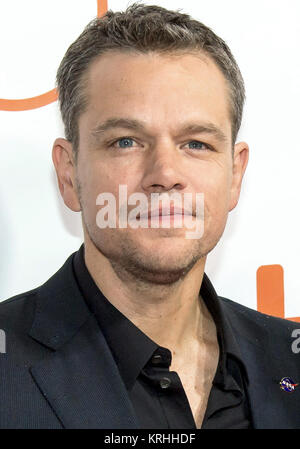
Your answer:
[73,244,252,429]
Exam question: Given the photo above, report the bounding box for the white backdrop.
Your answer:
[1,0,300,320]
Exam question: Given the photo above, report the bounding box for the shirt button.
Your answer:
[151,354,163,364]
[160,377,171,389]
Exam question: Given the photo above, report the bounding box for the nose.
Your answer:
[141,140,188,194]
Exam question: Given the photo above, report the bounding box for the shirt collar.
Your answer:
[73,244,158,391]
[200,272,249,390]
[73,244,248,392]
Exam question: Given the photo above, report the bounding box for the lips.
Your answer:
[137,205,194,219]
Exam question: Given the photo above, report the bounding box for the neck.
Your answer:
[83,235,215,354]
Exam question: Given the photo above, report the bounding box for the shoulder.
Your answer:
[219,295,300,339]
[0,251,77,334]
[0,288,51,368]
[0,289,38,334]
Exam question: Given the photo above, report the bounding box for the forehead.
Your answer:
[80,50,231,137]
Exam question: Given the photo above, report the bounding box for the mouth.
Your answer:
[137,206,194,220]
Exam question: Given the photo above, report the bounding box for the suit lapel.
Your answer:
[224,310,300,429]
[28,252,139,429]
[30,314,139,428]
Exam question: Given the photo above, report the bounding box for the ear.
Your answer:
[52,138,81,212]
[229,141,249,211]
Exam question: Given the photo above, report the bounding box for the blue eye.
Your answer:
[115,137,134,148]
[188,141,207,150]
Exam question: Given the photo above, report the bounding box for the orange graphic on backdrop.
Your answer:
[257,265,300,322]
[0,0,107,111]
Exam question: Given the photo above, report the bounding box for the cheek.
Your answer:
[78,162,138,223]
[79,158,113,196]
[198,170,232,220]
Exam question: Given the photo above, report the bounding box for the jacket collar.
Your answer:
[28,251,139,428]
[29,252,90,350]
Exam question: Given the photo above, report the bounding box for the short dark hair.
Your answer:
[56,2,245,160]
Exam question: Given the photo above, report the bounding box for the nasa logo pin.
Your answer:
[279,377,299,392]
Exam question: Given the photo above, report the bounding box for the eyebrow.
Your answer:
[90,117,228,144]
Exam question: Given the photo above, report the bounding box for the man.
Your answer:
[1,2,299,429]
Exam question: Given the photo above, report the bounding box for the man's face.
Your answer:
[58,51,248,284]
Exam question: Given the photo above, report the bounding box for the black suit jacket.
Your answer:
[1,251,300,429]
